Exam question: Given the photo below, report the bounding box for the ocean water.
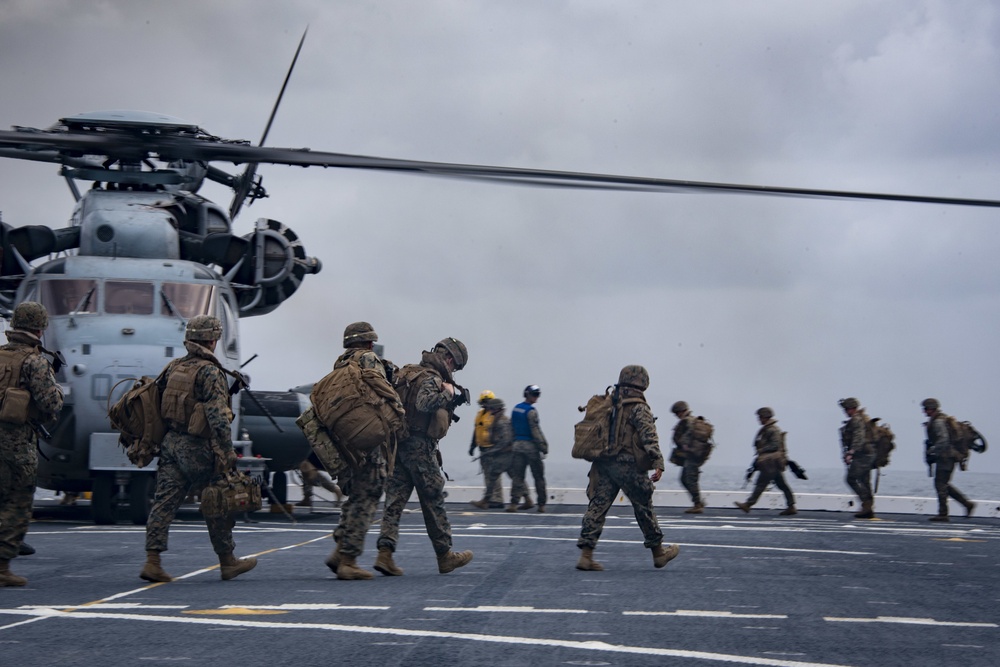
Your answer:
[445,462,1000,501]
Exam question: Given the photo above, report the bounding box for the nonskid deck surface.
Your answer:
[4,503,998,667]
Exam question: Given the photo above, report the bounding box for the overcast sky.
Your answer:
[2,1,999,484]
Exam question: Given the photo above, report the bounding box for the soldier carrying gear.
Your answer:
[736,407,797,516]
[670,400,712,514]
[922,398,975,522]
[469,397,514,510]
[435,337,468,371]
[839,397,876,519]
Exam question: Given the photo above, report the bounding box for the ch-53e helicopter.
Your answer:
[3,39,1000,525]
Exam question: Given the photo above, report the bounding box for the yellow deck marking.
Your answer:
[184,608,287,616]
[934,537,985,543]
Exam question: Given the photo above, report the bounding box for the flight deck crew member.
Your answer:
[140,315,256,583]
[509,384,549,512]
[469,397,514,509]
[839,397,876,519]
[0,302,64,587]
[575,365,680,572]
[922,398,975,522]
[324,321,404,580]
[735,407,797,516]
[375,338,474,576]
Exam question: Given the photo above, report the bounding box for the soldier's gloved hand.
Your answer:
[216,448,238,473]
[468,444,476,457]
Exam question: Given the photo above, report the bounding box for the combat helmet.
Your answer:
[11,301,48,332]
[921,398,940,412]
[671,400,689,415]
[485,397,505,412]
[185,315,222,342]
[839,397,860,411]
[343,321,378,347]
[435,337,468,370]
[618,365,649,390]
[756,407,774,420]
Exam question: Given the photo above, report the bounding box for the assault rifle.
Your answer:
[447,383,471,423]
[787,459,808,480]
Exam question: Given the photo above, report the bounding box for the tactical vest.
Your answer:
[395,364,450,439]
[607,397,652,470]
[512,402,534,440]
[474,408,496,448]
[0,347,36,424]
[160,357,217,438]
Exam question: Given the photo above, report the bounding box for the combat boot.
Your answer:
[18,541,35,555]
[139,550,172,583]
[518,499,535,511]
[295,497,313,507]
[965,501,976,518]
[537,505,546,513]
[325,544,341,573]
[854,502,875,519]
[337,555,374,580]
[437,550,474,574]
[684,503,704,514]
[219,552,257,581]
[652,543,680,569]
[469,499,490,510]
[575,547,603,571]
[373,548,403,576]
[0,559,27,587]
[734,501,752,514]
[779,506,798,516]
[505,503,519,513]
[929,514,949,522]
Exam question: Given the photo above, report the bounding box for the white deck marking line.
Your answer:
[450,533,873,555]
[6,608,858,667]
[19,604,188,610]
[221,604,389,611]
[624,610,788,619]
[424,606,592,614]
[824,616,998,628]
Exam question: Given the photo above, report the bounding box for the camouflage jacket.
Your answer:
[672,413,697,453]
[609,388,664,471]
[840,410,872,456]
[0,330,64,448]
[754,418,786,463]
[158,341,233,450]
[483,412,513,455]
[925,413,952,460]
[397,351,456,440]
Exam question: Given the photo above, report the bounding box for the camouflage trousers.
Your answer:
[846,452,876,505]
[479,449,513,503]
[932,460,971,516]
[510,446,547,506]
[146,432,235,555]
[0,441,36,561]
[577,453,663,550]
[333,451,387,558]
[377,436,453,557]
[679,457,703,505]
[747,459,795,507]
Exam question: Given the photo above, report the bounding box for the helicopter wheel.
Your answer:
[128,472,156,525]
[91,474,119,525]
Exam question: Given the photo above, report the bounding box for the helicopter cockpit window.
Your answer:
[40,279,98,316]
[104,281,154,315]
[161,283,216,318]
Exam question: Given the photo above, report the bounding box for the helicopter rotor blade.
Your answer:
[2,127,1000,209]
[229,27,308,221]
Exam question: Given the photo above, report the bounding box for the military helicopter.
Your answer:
[3,35,1000,525]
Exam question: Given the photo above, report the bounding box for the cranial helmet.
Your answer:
[11,301,48,332]
[921,398,940,412]
[671,400,689,415]
[618,365,649,390]
[478,389,496,406]
[839,397,860,410]
[435,337,468,370]
[343,321,378,347]
[524,384,541,398]
[756,407,774,420]
[185,315,222,342]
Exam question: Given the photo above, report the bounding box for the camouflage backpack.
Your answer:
[572,388,616,461]
[689,416,715,462]
[867,417,895,468]
[107,375,166,468]
[945,416,987,466]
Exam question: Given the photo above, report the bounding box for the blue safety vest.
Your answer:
[512,401,534,440]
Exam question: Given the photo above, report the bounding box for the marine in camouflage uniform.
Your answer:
[509,385,549,512]
[141,315,257,583]
[735,407,796,516]
[324,322,402,580]
[922,398,975,522]
[839,397,876,519]
[469,398,514,509]
[375,338,474,576]
[670,400,707,514]
[0,302,64,587]
[576,365,680,572]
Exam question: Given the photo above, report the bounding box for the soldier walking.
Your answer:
[922,398,975,522]
[375,338,474,576]
[469,397,514,509]
[735,407,797,516]
[0,302,64,587]
[509,385,549,512]
[141,315,256,583]
[670,401,711,514]
[575,365,680,572]
[839,397,876,519]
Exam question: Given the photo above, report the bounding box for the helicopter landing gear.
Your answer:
[91,473,119,525]
[128,472,155,525]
